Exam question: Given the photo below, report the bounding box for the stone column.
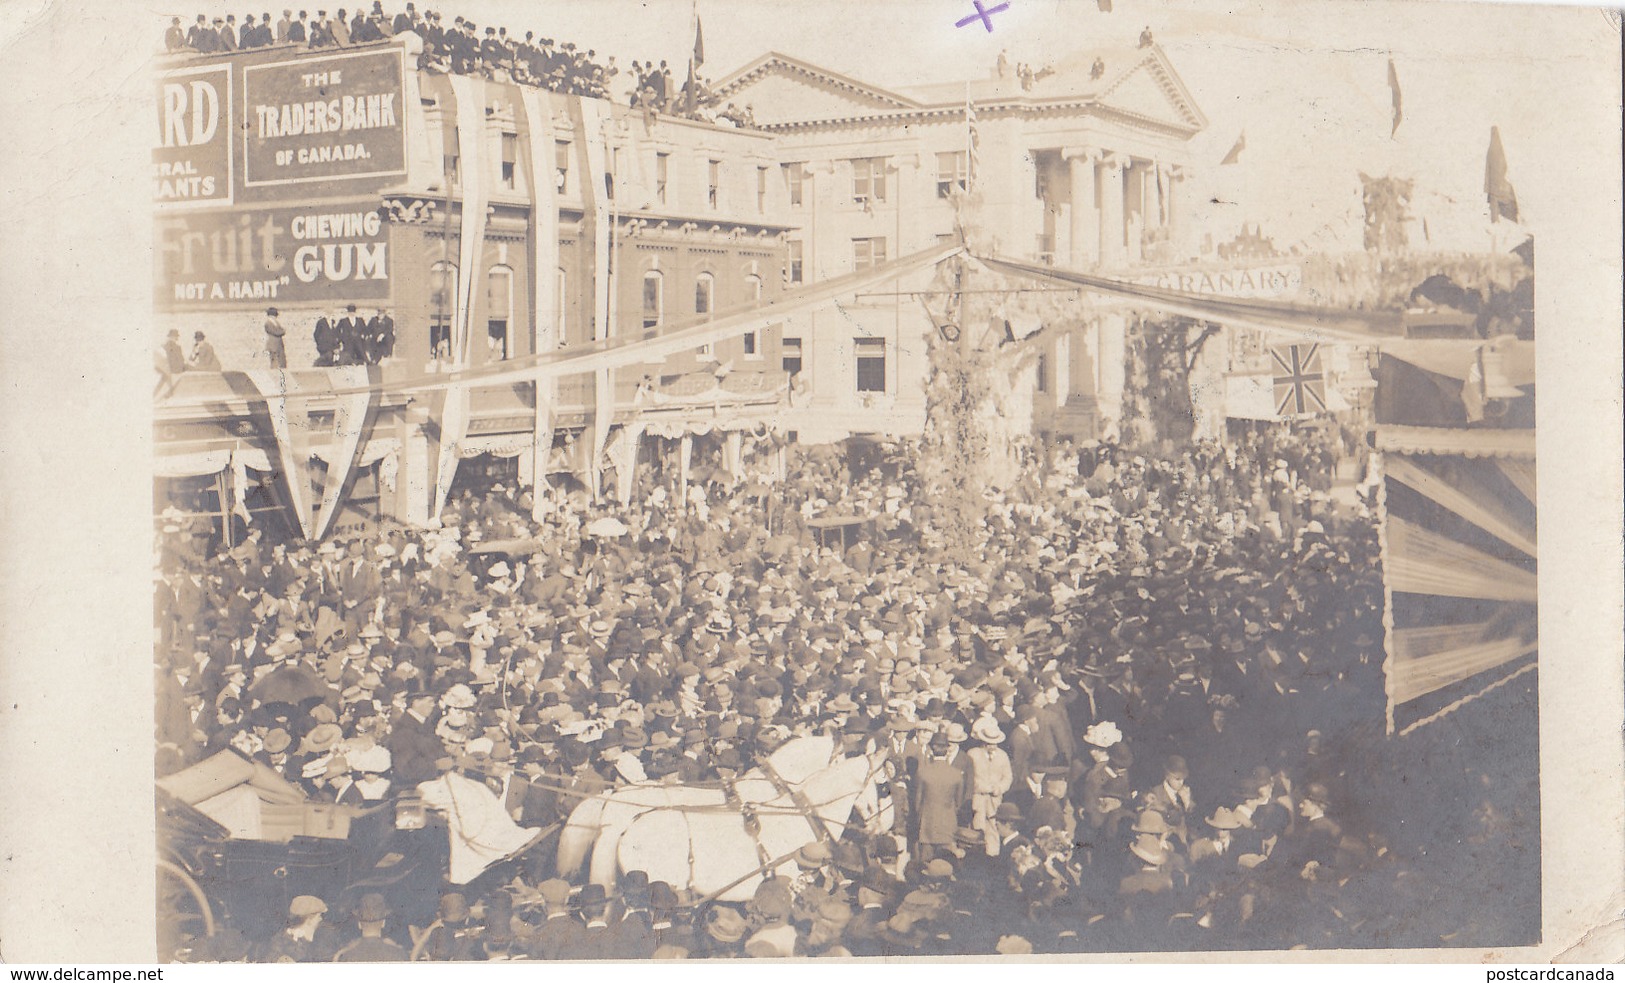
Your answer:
[1054,331,1072,397]
[1125,161,1145,264]
[1166,164,1188,262]
[1098,154,1127,269]
[678,432,693,506]
[1064,148,1100,268]
[1096,315,1127,437]
[396,405,432,527]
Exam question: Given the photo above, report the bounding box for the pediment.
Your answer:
[1096,57,1204,131]
[716,54,917,126]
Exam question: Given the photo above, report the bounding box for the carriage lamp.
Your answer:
[395,790,427,830]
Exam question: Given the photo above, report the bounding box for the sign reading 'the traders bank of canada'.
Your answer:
[155,64,232,207]
[155,204,390,310]
[242,49,405,186]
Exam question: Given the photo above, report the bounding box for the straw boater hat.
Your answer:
[1130,835,1171,866]
[970,716,1005,744]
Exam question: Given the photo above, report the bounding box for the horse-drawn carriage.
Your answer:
[155,750,547,960]
[156,736,887,959]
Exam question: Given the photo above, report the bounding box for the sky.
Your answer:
[56,0,1625,251]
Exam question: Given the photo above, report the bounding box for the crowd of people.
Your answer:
[155,423,1528,959]
[161,4,744,126]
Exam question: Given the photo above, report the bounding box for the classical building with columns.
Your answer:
[715,43,1206,441]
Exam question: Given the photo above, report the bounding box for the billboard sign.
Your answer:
[156,203,390,310]
[155,64,233,207]
[242,48,406,187]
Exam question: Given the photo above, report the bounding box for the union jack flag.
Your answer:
[1271,343,1327,416]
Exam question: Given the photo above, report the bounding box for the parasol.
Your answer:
[248,665,332,706]
[585,517,630,538]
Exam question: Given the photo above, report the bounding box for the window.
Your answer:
[695,272,714,357]
[655,152,669,205]
[605,146,620,200]
[555,141,571,193]
[855,337,886,393]
[782,162,804,206]
[852,237,887,271]
[642,270,663,332]
[501,133,517,189]
[787,240,803,284]
[707,159,720,209]
[442,123,459,186]
[1036,353,1049,392]
[936,151,967,198]
[557,267,568,347]
[487,266,512,360]
[851,156,887,203]
[743,275,763,357]
[695,272,714,316]
[429,261,458,360]
[782,336,803,376]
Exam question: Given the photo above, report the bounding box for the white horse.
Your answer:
[556,736,889,902]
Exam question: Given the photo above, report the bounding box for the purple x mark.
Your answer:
[956,0,1010,31]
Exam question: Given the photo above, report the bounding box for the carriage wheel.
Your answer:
[156,859,214,962]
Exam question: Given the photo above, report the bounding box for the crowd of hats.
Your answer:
[161,4,739,124]
[156,422,1420,958]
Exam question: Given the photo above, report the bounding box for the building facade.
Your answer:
[715,45,1207,441]
[155,34,794,535]
[154,33,1228,537]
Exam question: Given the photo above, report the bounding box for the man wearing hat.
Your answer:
[312,306,342,365]
[388,689,447,785]
[699,904,747,957]
[965,715,1012,857]
[558,883,614,959]
[333,893,406,961]
[844,880,894,957]
[744,878,798,957]
[259,895,339,962]
[912,730,966,862]
[1142,755,1195,844]
[787,840,835,901]
[603,870,656,959]
[527,879,583,960]
[413,892,484,961]
[1082,740,1134,835]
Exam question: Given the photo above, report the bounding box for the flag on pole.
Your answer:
[682,13,704,115]
[1220,130,1245,165]
[1485,126,1519,223]
[1097,0,1112,10]
[1270,343,1327,416]
[1387,58,1403,137]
